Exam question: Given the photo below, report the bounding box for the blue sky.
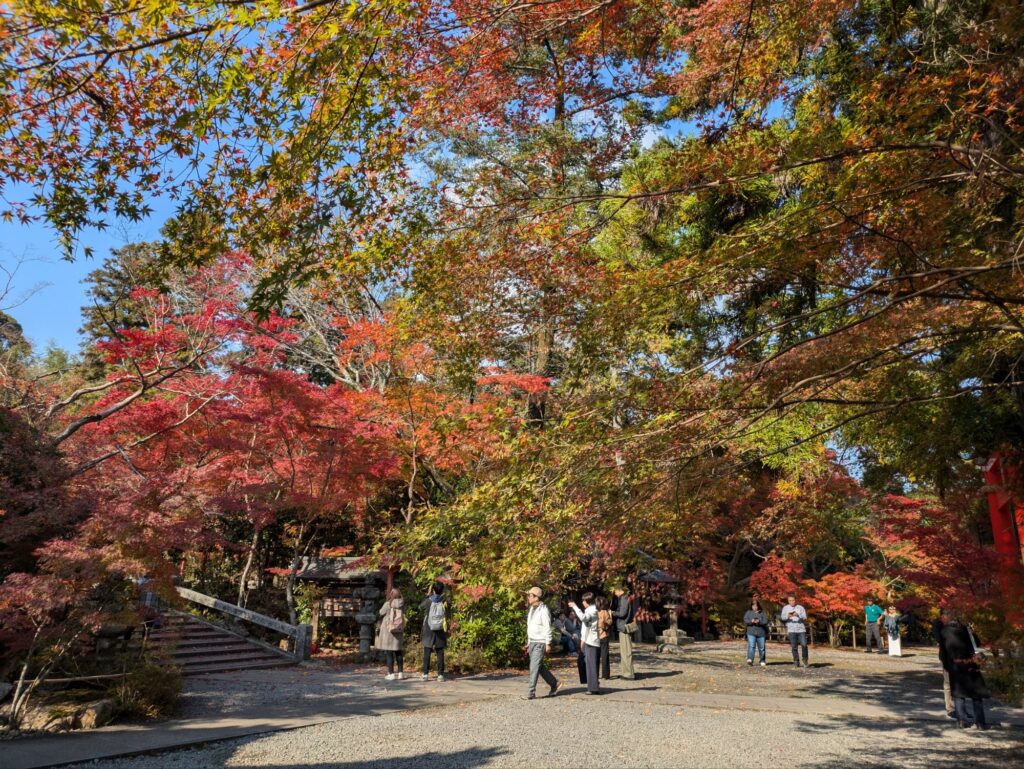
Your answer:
[1,201,176,354]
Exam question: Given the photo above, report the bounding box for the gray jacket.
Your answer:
[612,593,635,633]
[743,609,768,638]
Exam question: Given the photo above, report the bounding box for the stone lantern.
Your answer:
[656,587,694,653]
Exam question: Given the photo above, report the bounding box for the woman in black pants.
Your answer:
[570,593,601,694]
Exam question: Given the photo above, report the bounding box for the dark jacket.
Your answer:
[612,593,635,633]
[882,612,905,639]
[940,621,989,700]
[743,609,768,638]
[420,596,450,650]
[932,618,950,666]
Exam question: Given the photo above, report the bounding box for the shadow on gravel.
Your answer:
[793,715,1024,768]
[802,669,941,712]
[225,746,510,769]
[630,670,677,680]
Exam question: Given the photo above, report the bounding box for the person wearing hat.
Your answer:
[524,586,560,700]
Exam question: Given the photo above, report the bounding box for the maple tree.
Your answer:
[2,0,1023,691]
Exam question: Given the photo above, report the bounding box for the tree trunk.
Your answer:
[285,523,307,626]
[237,527,260,608]
[527,317,553,425]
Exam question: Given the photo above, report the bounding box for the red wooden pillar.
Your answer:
[984,453,1024,624]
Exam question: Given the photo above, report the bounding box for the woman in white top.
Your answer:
[883,605,904,657]
[569,593,601,694]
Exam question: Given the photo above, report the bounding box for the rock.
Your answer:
[20,706,74,732]
[75,699,114,729]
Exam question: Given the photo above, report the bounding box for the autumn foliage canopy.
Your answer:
[1,0,1023,686]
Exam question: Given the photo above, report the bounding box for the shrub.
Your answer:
[981,628,1024,707]
[108,660,182,720]
[446,592,527,671]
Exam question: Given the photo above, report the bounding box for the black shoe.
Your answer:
[523,694,536,700]
[957,721,971,729]
[585,690,599,695]
[548,680,562,697]
[974,723,990,731]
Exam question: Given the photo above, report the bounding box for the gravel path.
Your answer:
[59,643,1024,769]
[65,694,1022,769]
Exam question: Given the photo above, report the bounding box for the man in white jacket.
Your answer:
[524,586,560,699]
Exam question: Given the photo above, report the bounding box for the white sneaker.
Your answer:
[421,674,429,681]
[384,673,396,681]
[760,661,766,667]
[747,659,753,666]
[397,672,405,680]
[437,674,446,682]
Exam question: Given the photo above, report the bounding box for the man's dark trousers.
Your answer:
[865,621,882,652]
[788,632,808,665]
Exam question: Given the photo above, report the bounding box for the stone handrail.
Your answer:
[175,586,312,660]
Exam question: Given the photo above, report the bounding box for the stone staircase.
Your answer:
[145,612,298,676]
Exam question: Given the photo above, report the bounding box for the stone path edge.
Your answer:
[3,688,503,769]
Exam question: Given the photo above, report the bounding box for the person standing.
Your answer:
[597,596,613,679]
[523,586,560,699]
[570,593,601,694]
[932,609,956,718]
[420,581,449,681]
[743,598,768,666]
[780,594,809,668]
[376,588,405,680]
[883,605,904,657]
[939,610,990,729]
[612,585,636,680]
[863,597,884,653]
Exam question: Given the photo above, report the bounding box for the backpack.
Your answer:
[427,599,446,631]
[388,605,405,635]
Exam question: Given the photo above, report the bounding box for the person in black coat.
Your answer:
[612,586,636,680]
[420,581,450,681]
[939,611,990,729]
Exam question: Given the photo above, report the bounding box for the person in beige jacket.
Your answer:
[376,588,405,680]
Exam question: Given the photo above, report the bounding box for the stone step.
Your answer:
[168,643,269,659]
[148,627,227,641]
[177,648,286,665]
[140,610,298,676]
[159,636,252,650]
[177,656,297,676]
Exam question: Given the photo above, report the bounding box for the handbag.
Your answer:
[388,606,405,634]
[624,621,639,635]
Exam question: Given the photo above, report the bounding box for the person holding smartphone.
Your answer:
[743,598,768,666]
[780,594,809,668]
[569,593,601,694]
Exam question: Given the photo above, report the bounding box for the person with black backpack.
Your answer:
[420,581,450,681]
